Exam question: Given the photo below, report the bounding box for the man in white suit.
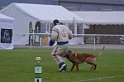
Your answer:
[49,19,73,72]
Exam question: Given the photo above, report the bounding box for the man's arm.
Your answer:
[49,28,59,46]
[51,28,59,41]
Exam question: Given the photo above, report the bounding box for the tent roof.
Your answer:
[1,3,83,23]
[73,11,124,25]
[0,13,15,22]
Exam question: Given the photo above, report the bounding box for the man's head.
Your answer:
[53,19,59,26]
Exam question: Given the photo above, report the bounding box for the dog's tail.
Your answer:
[95,46,105,57]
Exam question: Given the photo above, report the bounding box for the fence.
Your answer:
[15,33,124,50]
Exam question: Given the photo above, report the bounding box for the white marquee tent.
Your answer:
[0,3,84,45]
[0,13,15,49]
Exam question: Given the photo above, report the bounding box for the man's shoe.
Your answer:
[59,63,66,72]
[61,70,66,72]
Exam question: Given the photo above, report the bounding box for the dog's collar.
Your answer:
[74,53,78,58]
[72,52,77,58]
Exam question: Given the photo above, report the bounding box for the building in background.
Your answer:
[0,0,57,10]
[0,0,124,11]
[58,0,124,11]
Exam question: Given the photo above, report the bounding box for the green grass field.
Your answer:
[0,48,124,82]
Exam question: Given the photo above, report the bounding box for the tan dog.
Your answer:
[65,46,105,71]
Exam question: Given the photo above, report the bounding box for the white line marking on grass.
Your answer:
[78,75,124,82]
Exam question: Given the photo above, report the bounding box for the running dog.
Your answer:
[65,46,105,71]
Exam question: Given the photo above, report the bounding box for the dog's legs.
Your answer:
[90,63,97,71]
[90,65,94,71]
[86,62,97,71]
[75,64,79,71]
[86,57,97,71]
[71,63,75,71]
[93,64,97,70]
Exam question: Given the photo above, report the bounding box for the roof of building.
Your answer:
[73,11,124,25]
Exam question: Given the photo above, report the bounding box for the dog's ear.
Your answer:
[68,50,73,54]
